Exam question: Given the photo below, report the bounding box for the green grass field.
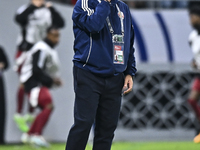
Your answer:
[0,142,200,150]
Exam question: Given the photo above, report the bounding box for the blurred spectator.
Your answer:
[161,0,172,8]
[188,1,200,9]
[0,46,9,144]
[13,0,65,133]
[71,0,77,5]
[161,0,188,8]
[126,1,147,9]
[187,6,200,143]
[20,27,62,147]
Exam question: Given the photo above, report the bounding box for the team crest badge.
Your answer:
[118,11,124,19]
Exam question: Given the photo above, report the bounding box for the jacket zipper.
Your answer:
[83,33,92,67]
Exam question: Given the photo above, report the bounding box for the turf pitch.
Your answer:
[0,142,200,150]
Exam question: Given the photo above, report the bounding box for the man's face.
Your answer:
[31,0,45,7]
[47,29,60,46]
[190,14,200,29]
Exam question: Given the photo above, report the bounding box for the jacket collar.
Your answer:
[110,0,118,5]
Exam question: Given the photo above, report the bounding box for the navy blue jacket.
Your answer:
[72,0,136,77]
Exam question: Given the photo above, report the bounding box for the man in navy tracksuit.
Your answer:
[66,0,136,149]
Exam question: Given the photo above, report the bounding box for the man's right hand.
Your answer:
[31,0,45,7]
[53,78,63,86]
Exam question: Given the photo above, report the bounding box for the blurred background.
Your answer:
[0,0,200,144]
[53,0,198,9]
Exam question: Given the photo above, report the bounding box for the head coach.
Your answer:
[65,0,137,149]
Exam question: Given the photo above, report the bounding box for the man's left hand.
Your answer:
[123,75,133,95]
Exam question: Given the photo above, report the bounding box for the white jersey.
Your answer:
[189,30,200,69]
[20,40,60,83]
[16,4,52,45]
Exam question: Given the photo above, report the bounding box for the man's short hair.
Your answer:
[189,6,200,16]
[47,26,59,33]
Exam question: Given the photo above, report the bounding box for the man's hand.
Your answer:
[123,75,133,95]
[32,0,45,7]
[53,78,63,86]
[191,59,198,69]
[0,62,5,70]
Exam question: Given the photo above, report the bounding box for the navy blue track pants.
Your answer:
[65,66,124,150]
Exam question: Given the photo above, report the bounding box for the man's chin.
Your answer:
[193,24,200,30]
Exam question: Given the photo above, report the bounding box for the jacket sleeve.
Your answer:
[32,50,54,87]
[0,46,9,70]
[72,0,110,33]
[124,20,137,77]
[49,7,65,28]
[15,4,37,26]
